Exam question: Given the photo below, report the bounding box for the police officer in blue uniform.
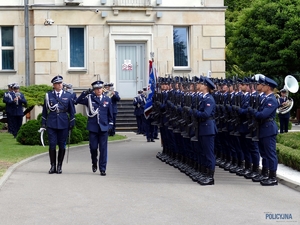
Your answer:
[277,89,290,133]
[3,83,15,134]
[192,77,217,185]
[249,77,279,186]
[133,90,144,134]
[41,75,75,174]
[64,83,77,107]
[105,83,120,136]
[76,81,113,176]
[10,84,27,138]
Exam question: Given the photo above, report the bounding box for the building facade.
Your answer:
[0,0,226,116]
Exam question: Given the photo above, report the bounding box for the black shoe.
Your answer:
[57,164,62,174]
[100,171,106,176]
[49,164,56,174]
[154,137,159,140]
[92,164,97,173]
[151,139,155,142]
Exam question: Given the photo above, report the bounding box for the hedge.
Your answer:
[276,143,300,172]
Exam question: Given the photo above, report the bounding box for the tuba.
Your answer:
[276,75,299,114]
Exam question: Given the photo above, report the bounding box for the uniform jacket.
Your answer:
[133,94,144,116]
[255,93,278,138]
[277,97,290,119]
[111,91,120,114]
[6,92,27,116]
[194,93,217,136]
[42,90,75,129]
[76,92,113,133]
[3,91,13,115]
[238,92,250,133]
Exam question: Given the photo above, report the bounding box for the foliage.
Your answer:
[0,122,6,130]
[70,127,83,144]
[276,132,300,171]
[277,143,300,171]
[0,84,52,113]
[74,113,89,141]
[227,0,300,78]
[16,119,49,146]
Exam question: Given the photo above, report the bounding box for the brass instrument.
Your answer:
[276,75,299,114]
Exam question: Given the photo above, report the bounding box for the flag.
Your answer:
[144,60,156,119]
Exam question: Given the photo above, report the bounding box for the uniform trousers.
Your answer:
[47,128,69,150]
[259,135,277,171]
[89,131,108,172]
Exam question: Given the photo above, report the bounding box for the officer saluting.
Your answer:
[41,75,75,174]
[76,81,113,176]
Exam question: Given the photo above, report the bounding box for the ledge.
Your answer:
[106,20,155,26]
[172,67,192,72]
[0,70,17,74]
[67,69,87,73]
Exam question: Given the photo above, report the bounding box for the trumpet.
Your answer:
[104,87,115,98]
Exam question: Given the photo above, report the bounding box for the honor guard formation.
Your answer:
[152,74,279,186]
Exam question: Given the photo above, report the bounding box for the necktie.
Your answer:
[57,93,60,98]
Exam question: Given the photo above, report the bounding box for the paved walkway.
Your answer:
[0,131,300,225]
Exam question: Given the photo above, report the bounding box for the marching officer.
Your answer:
[41,75,75,174]
[10,84,27,138]
[249,77,279,186]
[76,81,113,176]
[277,89,290,133]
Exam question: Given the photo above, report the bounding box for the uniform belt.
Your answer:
[261,118,274,123]
[200,117,214,122]
[55,109,67,113]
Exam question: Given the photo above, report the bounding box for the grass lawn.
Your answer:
[0,132,126,177]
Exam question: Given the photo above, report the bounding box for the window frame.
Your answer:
[67,26,87,71]
[0,26,15,71]
[173,26,190,71]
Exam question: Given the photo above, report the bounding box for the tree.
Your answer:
[227,0,300,79]
[0,84,52,120]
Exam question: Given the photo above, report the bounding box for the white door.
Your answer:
[116,43,145,98]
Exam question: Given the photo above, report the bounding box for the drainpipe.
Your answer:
[24,0,30,86]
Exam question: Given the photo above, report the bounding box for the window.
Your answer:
[69,27,86,69]
[173,27,189,68]
[0,26,14,70]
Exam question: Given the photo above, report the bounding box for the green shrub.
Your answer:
[75,113,89,141]
[277,143,300,172]
[70,127,83,144]
[16,120,49,146]
[0,122,6,130]
[277,132,300,149]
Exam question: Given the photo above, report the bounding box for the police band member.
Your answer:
[3,83,15,134]
[10,84,27,138]
[41,75,75,174]
[64,83,77,106]
[104,83,120,136]
[277,89,290,133]
[76,81,113,176]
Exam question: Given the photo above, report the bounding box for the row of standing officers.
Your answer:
[151,75,279,186]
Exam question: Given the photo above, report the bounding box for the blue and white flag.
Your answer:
[144,60,156,119]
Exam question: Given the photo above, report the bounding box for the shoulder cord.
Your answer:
[85,94,98,117]
[45,92,58,111]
